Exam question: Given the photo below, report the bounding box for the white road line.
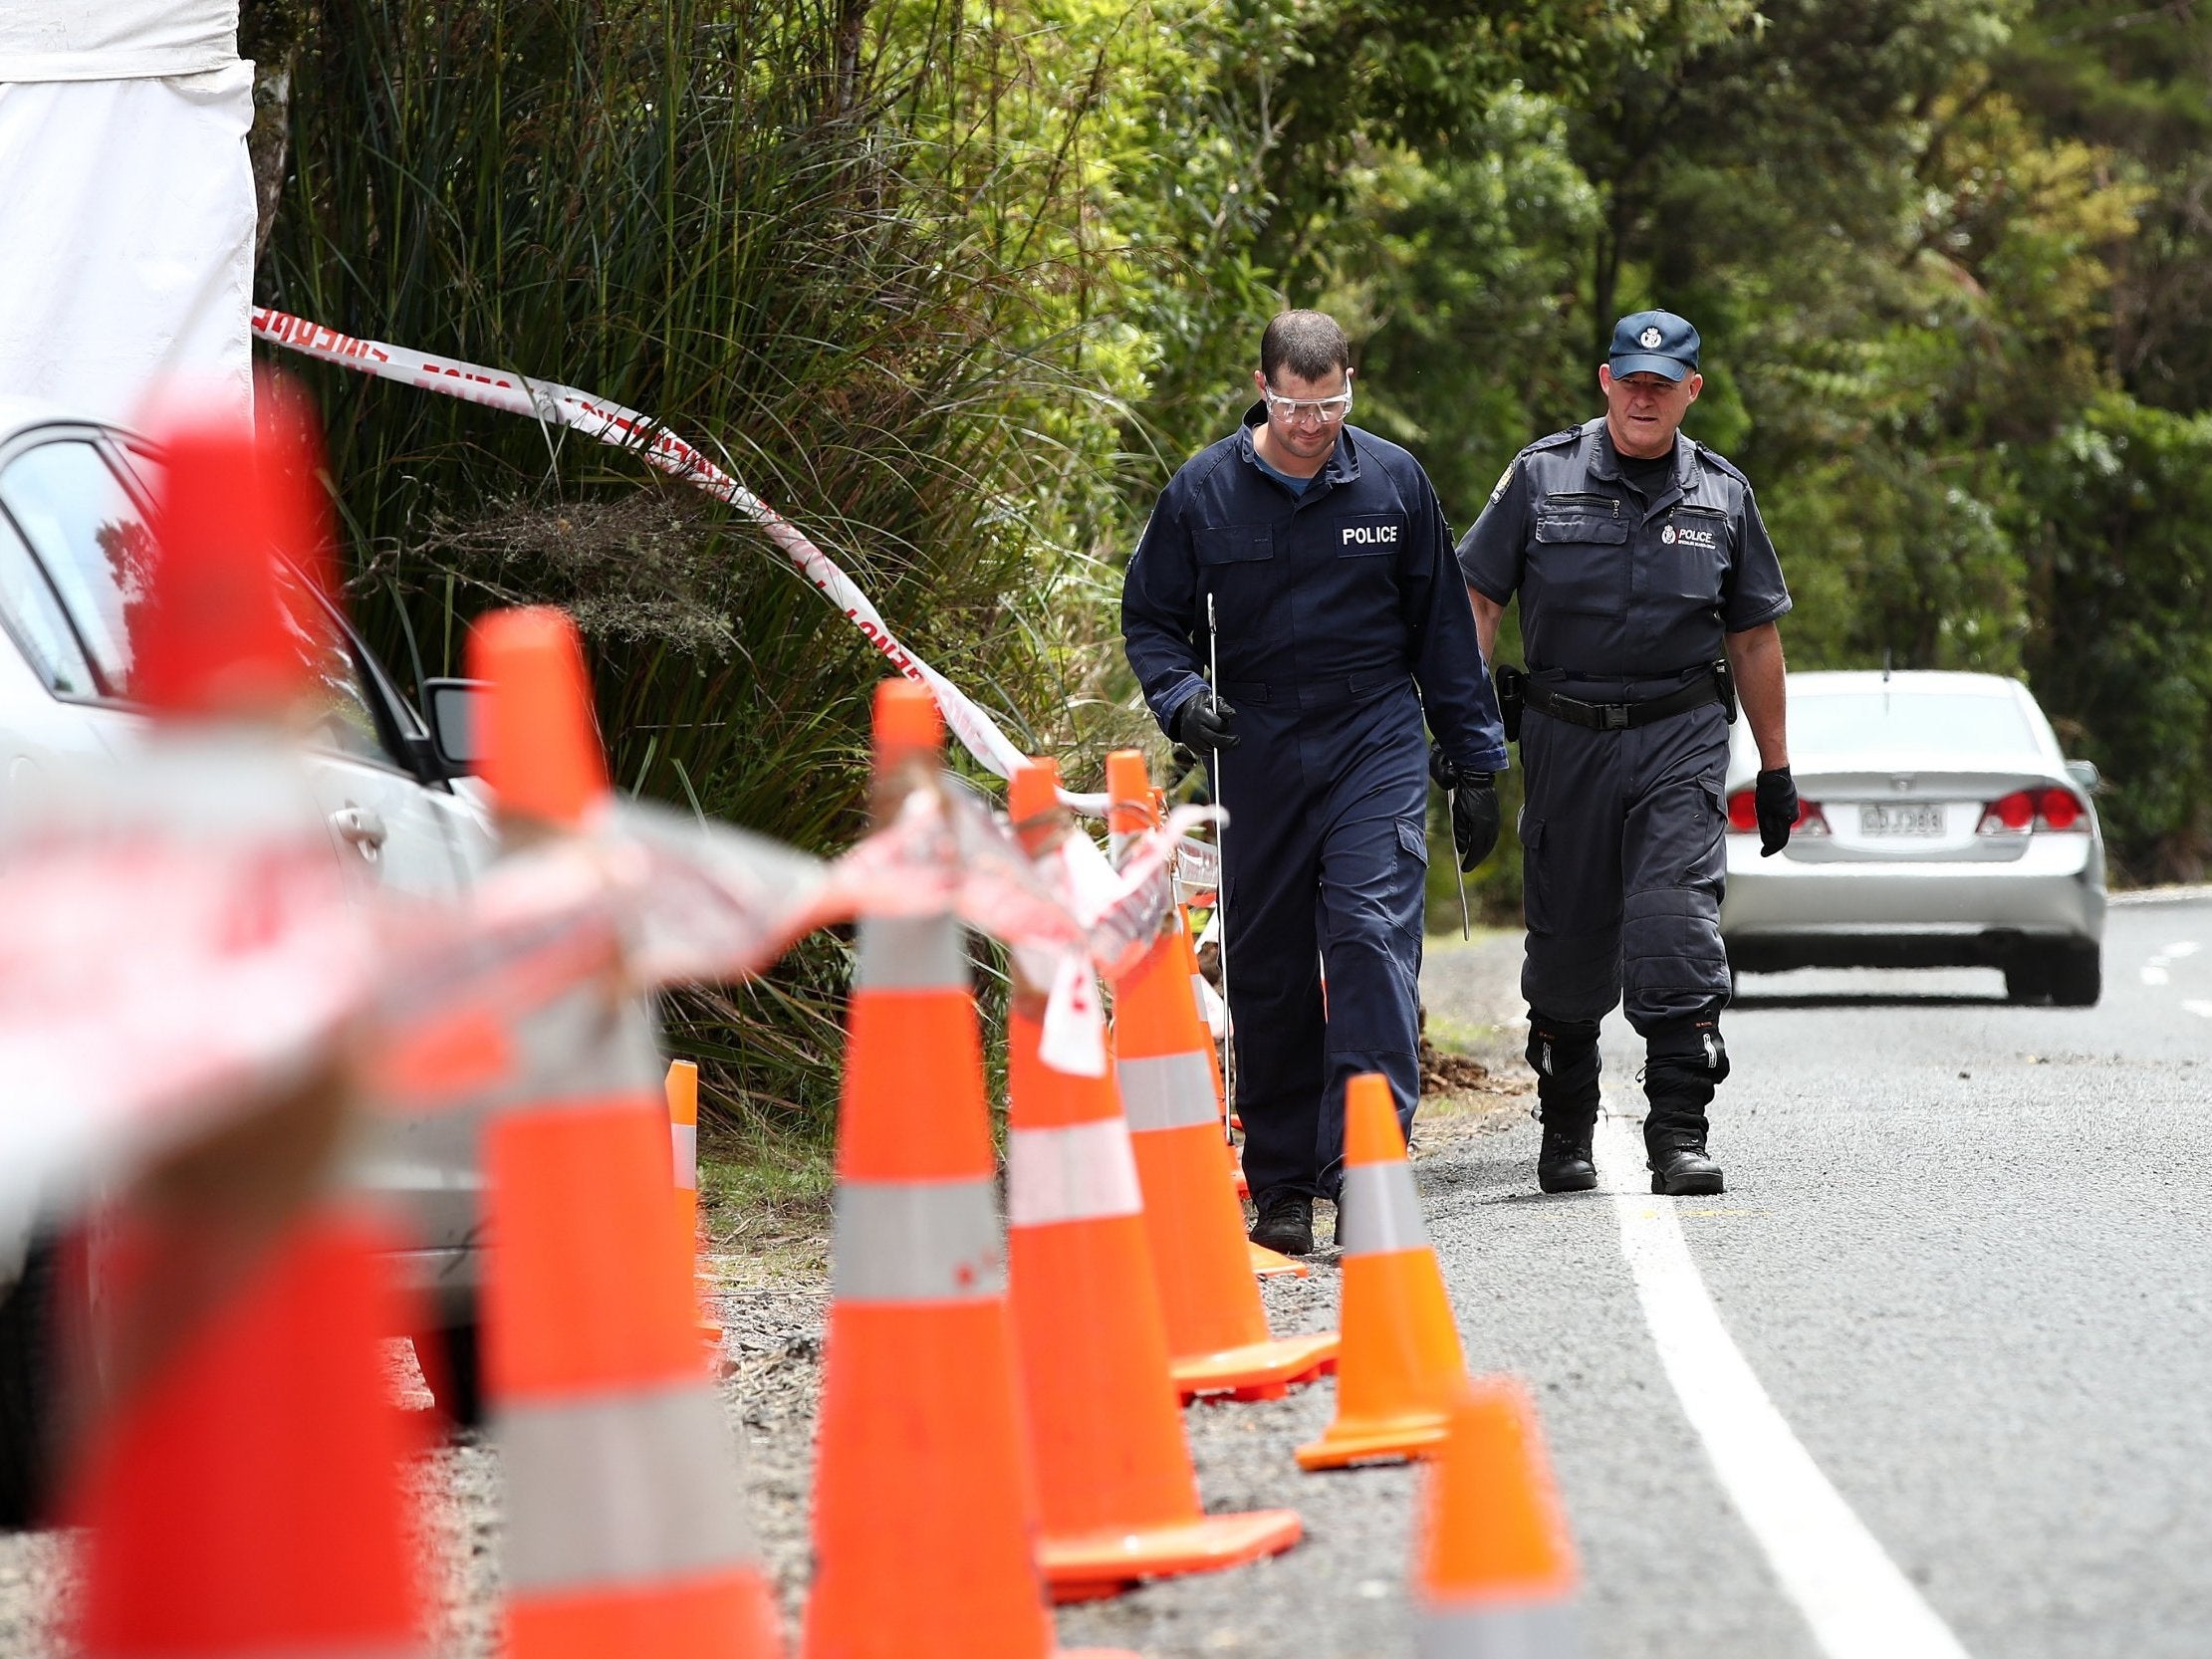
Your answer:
[2142,941,2197,984]
[2183,1000,2212,1020]
[1598,1109,1973,1659]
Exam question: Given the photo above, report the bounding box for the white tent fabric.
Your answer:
[0,1,237,82]
[0,3,251,423]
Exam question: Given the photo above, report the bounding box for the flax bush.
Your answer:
[260,0,1140,1136]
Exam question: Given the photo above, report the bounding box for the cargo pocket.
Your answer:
[1697,780,1728,878]
[1194,525,1274,566]
[1521,818,1550,933]
[1395,816,1429,866]
[1530,498,1628,620]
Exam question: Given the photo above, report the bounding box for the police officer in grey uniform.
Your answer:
[1454,311,1798,1196]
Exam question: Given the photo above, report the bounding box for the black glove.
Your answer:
[1450,775,1500,871]
[1427,741,1459,792]
[1755,766,1798,857]
[1174,689,1240,751]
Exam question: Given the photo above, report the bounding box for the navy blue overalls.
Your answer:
[1122,406,1508,1203]
[1457,417,1791,1138]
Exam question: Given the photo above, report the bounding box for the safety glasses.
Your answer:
[1261,384,1354,425]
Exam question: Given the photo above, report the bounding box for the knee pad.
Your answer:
[1525,1012,1601,1111]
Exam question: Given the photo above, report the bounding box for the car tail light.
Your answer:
[1726,791,1830,836]
[1977,788,2088,834]
[2037,789,2086,831]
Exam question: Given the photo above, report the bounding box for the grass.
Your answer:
[262,0,1135,1142]
[698,1128,835,1290]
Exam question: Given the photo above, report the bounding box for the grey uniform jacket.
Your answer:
[1456,417,1790,679]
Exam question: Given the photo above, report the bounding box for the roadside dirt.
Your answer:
[0,938,1535,1657]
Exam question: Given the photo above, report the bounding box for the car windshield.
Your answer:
[1791,689,2038,757]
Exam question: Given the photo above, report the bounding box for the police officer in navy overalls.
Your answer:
[1457,312,1799,1197]
[1122,311,1509,1256]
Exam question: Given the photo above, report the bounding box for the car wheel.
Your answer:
[2003,957,2051,1005]
[2048,942,2101,1008]
[412,1317,485,1432]
[0,1236,61,1530]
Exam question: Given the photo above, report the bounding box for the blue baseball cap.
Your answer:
[1608,310,1701,381]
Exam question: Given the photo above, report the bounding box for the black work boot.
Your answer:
[1527,1014,1601,1194]
[1538,1115,1598,1193]
[1249,1190,1315,1257]
[1643,1015,1728,1196]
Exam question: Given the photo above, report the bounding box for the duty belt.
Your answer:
[1524,671,1726,732]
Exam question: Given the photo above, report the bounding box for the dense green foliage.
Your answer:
[253,0,2212,1128]
[258,0,1141,1132]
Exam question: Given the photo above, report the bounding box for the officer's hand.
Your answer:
[1451,775,1500,870]
[1754,766,1798,857]
[1175,690,1240,751]
[1427,741,1459,792]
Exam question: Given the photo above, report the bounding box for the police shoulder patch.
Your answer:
[1486,459,1516,505]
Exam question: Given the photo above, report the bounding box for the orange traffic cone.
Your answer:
[1414,1378,1582,1656]
[472,608,784,1659]
[72,1211,428,1659]
[1106,751,1337,1401]
[666,1059,729,1359]
[1297,1072,1466,1469]
[72,387,428,1659]
[804,687,1133,1659]
[1004,761,1302,1602]
[1166,902,1300,1282]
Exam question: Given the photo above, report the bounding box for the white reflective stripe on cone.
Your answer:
[443,980,665,1121]
[857,913,966,991]
[1114,1051,1220,1131]
[670,1121,698,1190]
[1007,1118,1142,1228]
[1416,1599,1581,1658]
[501,1382,758,1594]
[1338,1160,1430,1255]
[832,1177,1006,1302]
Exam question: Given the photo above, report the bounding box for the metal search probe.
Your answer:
[1449,785,1472,940]
[1206,592,1235,1141]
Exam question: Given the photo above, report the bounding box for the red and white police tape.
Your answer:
[248,310,1191,816]
[0,728,1212,1233]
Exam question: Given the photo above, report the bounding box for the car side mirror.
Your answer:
[421,677,487,777]
[2064,758,2101,795]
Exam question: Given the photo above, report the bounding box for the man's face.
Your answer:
[1598,363,1703,458]
[1253,365,1352,463]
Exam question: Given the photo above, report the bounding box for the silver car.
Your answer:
[0,398,499,1514]
[1720,670,2105,1005]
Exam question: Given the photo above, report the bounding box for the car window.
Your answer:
[0,511,99,697]
[1792,690,2038,757]
[271,563,396,767]
[0,439,154,697]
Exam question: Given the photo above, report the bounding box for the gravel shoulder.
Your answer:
[0,929,1531,1657]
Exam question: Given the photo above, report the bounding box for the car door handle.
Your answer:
[331,805,388,851]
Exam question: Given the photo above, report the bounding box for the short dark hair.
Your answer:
[1260,311,1350,384]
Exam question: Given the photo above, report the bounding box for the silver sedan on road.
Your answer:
[1721,670,2105,1005]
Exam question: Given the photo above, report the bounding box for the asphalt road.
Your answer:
[1425,891,2212,1657]
[6,899,2207,1656]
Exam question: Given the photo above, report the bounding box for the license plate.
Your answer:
[1859,803,1945,836]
